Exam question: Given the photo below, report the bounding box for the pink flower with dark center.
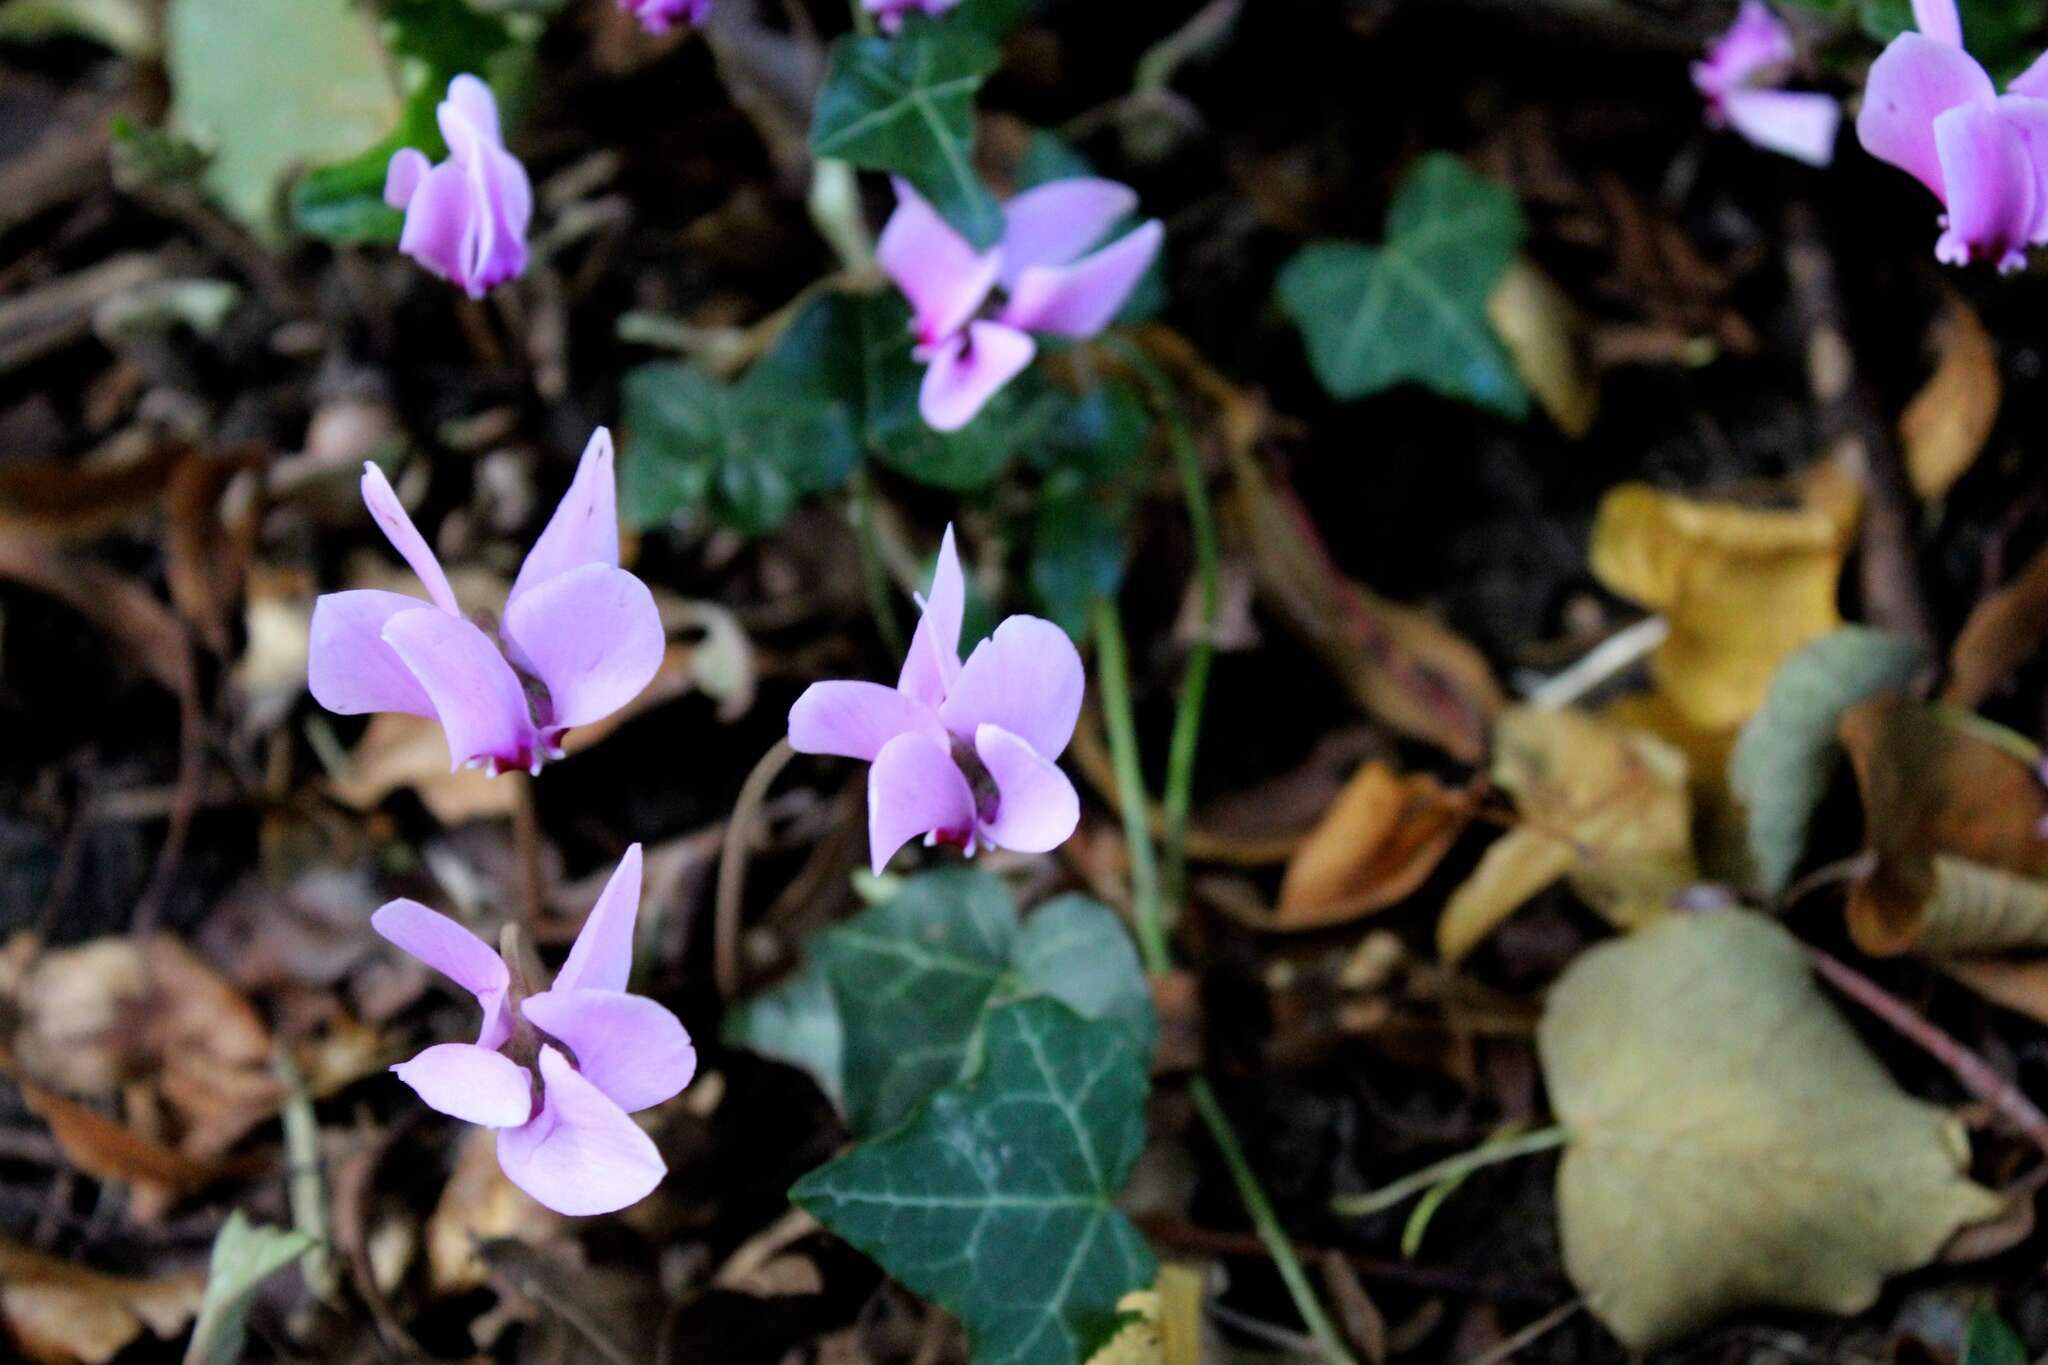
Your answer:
[862,0,957,32]
[1857,0,2048,270]
[879,178,1163,431]
[788,526,1084,873]
[384,76,532,299]
[619,0,712,33]
[1692,1,1841,166]
[375,846,696,1216]
[308,428,664,778]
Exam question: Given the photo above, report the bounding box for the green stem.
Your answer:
[1190,1075,1360,1365]
[851,469,906,657]
[1094,593,1356,1365]
[848,0,877,36]
[1091,597,1169,977]
[1330,1125,1570,1219]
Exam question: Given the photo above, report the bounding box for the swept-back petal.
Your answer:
[509,429,621,604]
[999,220,1163,339]
[392,1044,532,1127]
[877,179,1001,346]
[997,178,1140,283]
[789,680,938,760]
[1996,94,2048,240]
[397,160,485,298]
[463,141,530,295]
[1722,88,1842,166]
[974,724,1080,854]
[1933,101,2038,270]
[501,563,663,730]
[868,730,977,876]
[371,897,514,1047]
[2010,49,2048,98]
[1694,1,1796,100]
[360,463,458,615]
[1857,32,1996,197]
[898,523,965,709]
[937,615,1085,759]
[521,989,696,1114]
[497,1047,665,1216]
[308,589,438,719]
[1913,0,1963,44]
[381,608,537,773]
[385,148,430,210]
[552,844,642,995]
[918,321,1035,432]
[442,74,504,149]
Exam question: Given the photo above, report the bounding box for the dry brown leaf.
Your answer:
[1590,482,1854,732]
[1838,698,2048,955]
[1943,540,2048,710]
[164,444,265,653]
[0,437,187,543]
[1228,447,1501,762]
[1940,956,2048,1029]
[1269,762,1470,931]
[19,1081,227,1200]
[1438,706,1695,964]
[0,1238,205,1364]
[427,1127,567,1295]
[1487,255,1597,439]
[1900,295,1999,501]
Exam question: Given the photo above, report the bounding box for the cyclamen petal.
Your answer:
[520,988,696,1114]
[1933,101,2038,270]
[878,181,1002,348]
[307,589,440,720]
[387,76,531,298]
[382,607,539,774]
[392,1044,533,1127]
[496,1047,666,1216]
[788,680,940,761]
[619,0,712,32]
[918,321,1036,432]
[1721,89,1841,167]
[974,724,1081,854]
[1693,0,1795,103]
[501,563,664,731]
[1858,32,1996,196]
[869,730,979,876]
[897,523,965,709]
[862,0,958,32]
[370,898,514,1050]
[938,615,1085,760]
[509,428,622,605]
[1914,0,1964,45]
[552,843,642,996]
[998,178,1141,284]
[999,220,1164,338]
[360,463,458,615]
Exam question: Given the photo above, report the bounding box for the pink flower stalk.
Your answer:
[1692,1,1840,166]
[374,845,696,1216]
[862,0,957,32]
[308,428,664,778]
[1857,0,2048,271]
[878,178,1163,432]
[384,76,532,299]
[788,526,1084,874]
[618,0,711,32]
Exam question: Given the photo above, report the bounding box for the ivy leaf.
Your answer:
[1730,626,1927,896]
[165,0,402,238]
[723,953,844,1109]
[620,361,859,537]
[1961,1307,2030,1365]
[809,18,1002,247]
[184,1213,313,1365]
[794,998,1157,1365]
[1009,895,1157,1061]
[291,0,520,243]
[1276,153,1526,416]
[1539,910,2001,1349]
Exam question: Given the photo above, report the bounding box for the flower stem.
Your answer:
[850,469,906,657]
[1329,1126,1570,1219]
[1190,1075,1361,1365]
[1093,594,1356,1365]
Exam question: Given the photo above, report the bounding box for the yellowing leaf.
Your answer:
[1084,1265,1205,1365]
[1540,911,2002,1350]
[1900,295,1999,501]
[1590,482,1855,732]
[0,1238,205,1365]
[1270,762,1469,931]
[1438,706,1694,964]
[1487,256,1597,439]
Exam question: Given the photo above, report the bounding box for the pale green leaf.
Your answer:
[1010,894,1156,1059]
[1276,153,1526,415]
[166,0,401,238]
[808,19,1001,246]
[724,953,844,1107]
[183,1213,313,1365]
[1730,626,1927,896]
[1539,911,2001,1349]
[794,998,1156,1365]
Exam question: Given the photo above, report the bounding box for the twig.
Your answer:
[1465,1299,1584,1365]
[1523,615,1669,711]
[716,739,796,1000]
[1809,947,2048,1156]
[849,468,905,657]
[1331,1126,1568,1218]
[273,1047,340,1304]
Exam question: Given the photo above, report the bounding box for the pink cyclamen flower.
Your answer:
[879,178,1163,432]
[619,0,711,32]
[1857,0,2048,271]
[1692,1,1841,166]
[375,845,696,1216]
[383,75,531,299]
[862,0,957,32]
[308,428,664,778]
[788,525,1084,874]
[382,76,528,296]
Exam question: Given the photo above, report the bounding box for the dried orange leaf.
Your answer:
[1943,540,2048,711]
[0,1238,205,1365]
[1271,762,1469,931]
[1900,295,1999,501]
[1487,256,1597,439]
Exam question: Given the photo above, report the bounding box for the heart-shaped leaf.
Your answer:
[1539,910,2000,1349]
[809,18,1002,246]
[794,997,1156,1365]
[1276,153,1526,415]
